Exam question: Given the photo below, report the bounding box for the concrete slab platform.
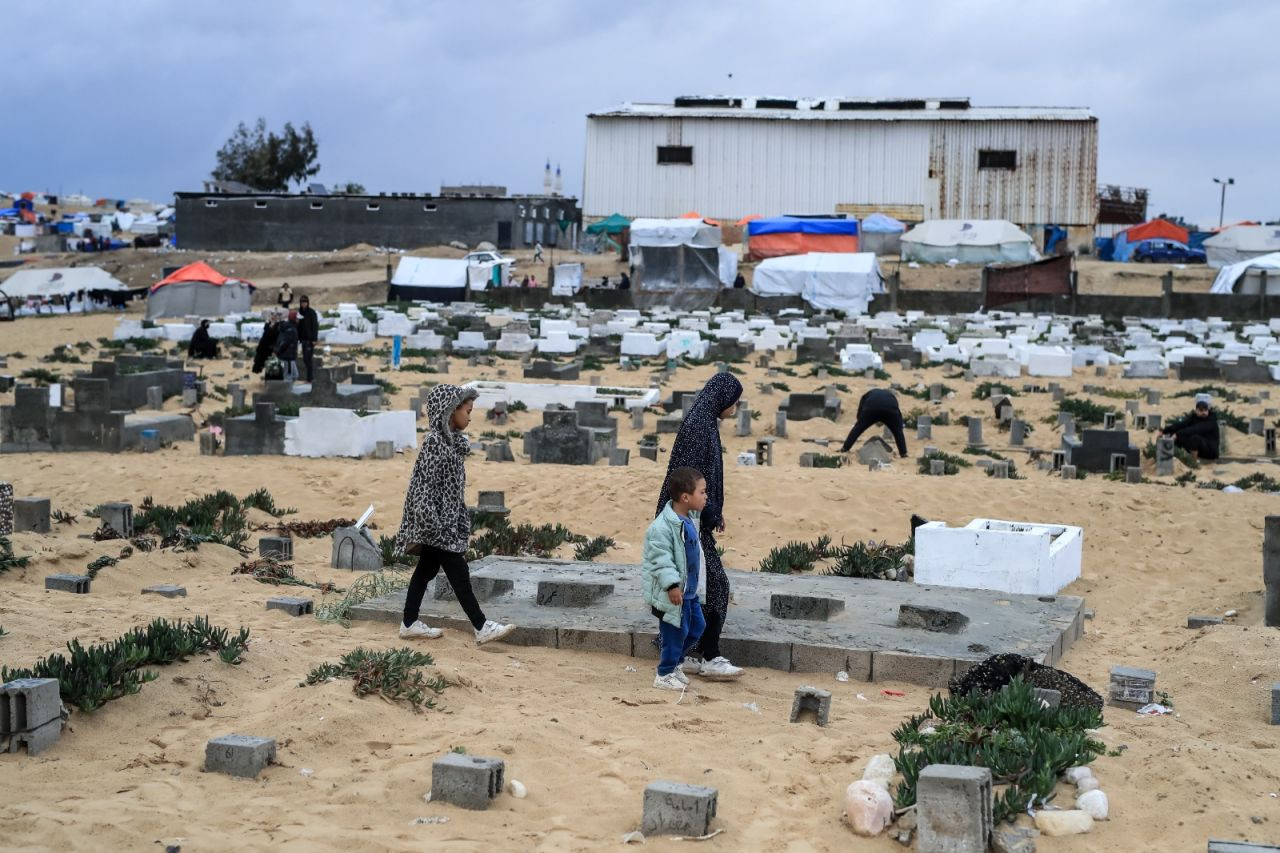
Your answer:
[348,556,1085,687]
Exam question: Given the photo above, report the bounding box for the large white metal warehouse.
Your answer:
[583,96,1098,231]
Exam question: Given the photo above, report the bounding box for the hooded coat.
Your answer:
[395,383,478,555]
[654,373,742,619]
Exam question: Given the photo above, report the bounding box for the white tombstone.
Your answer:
[536,331,581,354]
[914,518,1083,596]
[666,330,709,359]
[454,331,492,352]
[621,332,666,357]
[496,332,536,354]
[284,408,417,458]
[839,344,884,372]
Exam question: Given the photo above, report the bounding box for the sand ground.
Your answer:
[1,306,1279,852]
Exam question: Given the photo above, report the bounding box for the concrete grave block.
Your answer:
[199,431,218,455]
[898,604,970,634]
[374,439,395,459]
[13,497,51,534]
[914,519,1083,596]
[0,678,62,744]
[1032,687,1062,709]
[205,734,276,778]
[45,574,90,594]
[1061,464,1077,480]
[966,418,985,448]
[930,459,946,476]
[1125,467,1143,484]
[770,593,845,621]
[536,580,614,607]
[641,781,718,837]
[431,753,505,810]
[556,627,633,657]
[1208,843,1280,852]
[1187,615,1222,628]
[1266,516,1280,628]
[142,584,187,598]
[485,441,515,462]
[1010,419,1027,446]
[856,436,895,466]
[331,526,383,571]
[266,596,313,616]
[774,410,787,438]
[917,764,993,853]
[259,535,293,560]
[1108,664,1156,708]
[434,574,513,602]
[146,385,163,410]
[1273,683,1280,726]
[609,448,630,466]
[789,685,832,727]
[0,482,11,535]
[717,636,792,670]
[872,651,954,687]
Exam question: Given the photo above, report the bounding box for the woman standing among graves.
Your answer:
[655,372,745,681]
[395,383,516,646]
[252,311,280,374]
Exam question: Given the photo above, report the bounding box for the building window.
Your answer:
[366,203,380,211]
[423,203,437,212]
[204,199,218,208]
[657,145,693,165]
[254,200,268,209]
[310,201,324,210]
[978,150,1017,170]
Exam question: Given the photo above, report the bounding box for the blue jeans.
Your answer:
[657,595,706,676]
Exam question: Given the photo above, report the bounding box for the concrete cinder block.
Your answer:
[1272,683,1280,726]
[789,685,832,726]
[1,678,62,737]
[872,652,955,688]
[535,580,614,607]
[431,753,505,810]
[641,780,718,837]
[205,734,276,778]
[556,628,632,657]
[770,593,845,621]
[1207,843,1280,852]
[1108,665,1156,708]
[917,764,993,852]
[13,497,51,534]
[97,502,134,538]
[258,535,294,560]
[1187,615,1223,629]
[897,604,971,634]
[266,596,313,616]
[6,716,61,755]
[45,574,90,594]
[142,584,187,598]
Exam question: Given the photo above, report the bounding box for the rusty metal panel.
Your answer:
[985,253,1074,309]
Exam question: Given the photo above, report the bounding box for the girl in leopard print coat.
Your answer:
[394,383,515,645]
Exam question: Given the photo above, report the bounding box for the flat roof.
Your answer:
[589,96,1094,122]
[174,191,578,201]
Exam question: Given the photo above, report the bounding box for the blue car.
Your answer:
[1133,239,1206,264]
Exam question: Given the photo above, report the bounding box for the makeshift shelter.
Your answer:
[387,257,470,302]
[146,262,254,319]
[628,218,722,310]
[1210,252,1280,295]
[859,212,907,256]
[751,252,884,315]
[1204,226,1280,268]
[0,266,129,300]
[901,220,1034,264]
[746,217,859,260]
[1111,219,1190,262]
[584,213,631,235]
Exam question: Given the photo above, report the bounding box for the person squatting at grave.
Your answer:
[656,372,745,681]
[296,294,319,382]
[645,466,708,690]
[253,311,281,375]
[394,383,517,646]
[1161,395,1220,461]
[839,388,909,457]
[274,310,301,381]
[187,319,219,359]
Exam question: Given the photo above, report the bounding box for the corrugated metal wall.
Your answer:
[584,116,1097,226]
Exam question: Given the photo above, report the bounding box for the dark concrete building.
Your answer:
[173,190,581,252]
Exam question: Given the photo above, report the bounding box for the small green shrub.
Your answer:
[303,647,448,713]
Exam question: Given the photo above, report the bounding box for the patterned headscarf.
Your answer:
[425,383,477,455]
[655,372,743,533]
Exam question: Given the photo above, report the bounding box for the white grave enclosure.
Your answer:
[465,381,659,411]
[284,409,417,458]
[913,518,1082,595]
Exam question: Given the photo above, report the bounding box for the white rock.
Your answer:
[1034,809,1094,836]
[861,754,896,787]
[1076,776,1100,793]
[508,779,528,799]
[1076,789,1110,820]
[845,780,894,836]
[1063,766,1094,784]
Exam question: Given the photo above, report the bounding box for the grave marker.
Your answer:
[789,686,832,727]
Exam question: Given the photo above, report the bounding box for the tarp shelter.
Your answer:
[0,266,129,300]
[751,252,884,315]
[1210,252,1280,295]
[1204,226,1280,269]
[983,253,1074,309]
[585,213,631,235]
[746,217,859,260]
[1111,219,1190,262]
[387,257,470,302]
[901,220,1034,264]
[859,212,907,256]
[551,262,584,296]
[629,218,722,310]
[146,261,254,319]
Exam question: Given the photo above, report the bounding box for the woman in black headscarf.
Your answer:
[654,372,744,681]
[253,313,280,374]
[187,320,219,359]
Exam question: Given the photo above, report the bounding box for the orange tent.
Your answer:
[679,211,721,226]
[1123,219,1189,245]
[735,214,763,227]
[1212,220,1259,233]
[151,261,253,293]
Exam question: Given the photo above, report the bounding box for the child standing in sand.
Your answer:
[394,384,516,646]
[643,467,708,690]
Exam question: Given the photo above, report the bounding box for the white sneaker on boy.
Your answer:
[653,672,686,691]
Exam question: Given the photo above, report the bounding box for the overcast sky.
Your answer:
[3,0,1275,228]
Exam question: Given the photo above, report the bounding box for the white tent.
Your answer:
[1204,226,1280,268]
[389,257,469,302]
[628,218,721,249]
[751,252,885,315]
[0,266,129,299]
[628,218,722,310]
[901,219,1034,264]
[1210,252,1280,295]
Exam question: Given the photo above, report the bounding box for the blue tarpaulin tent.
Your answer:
[747,217,859,236]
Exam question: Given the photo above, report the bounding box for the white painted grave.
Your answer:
[914,518,1082,596]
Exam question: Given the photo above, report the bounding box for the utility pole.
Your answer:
[1213,177,1235,228]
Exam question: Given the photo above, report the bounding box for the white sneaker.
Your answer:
[653,672,686,691]
[474,620,516,646]
[698,657,744,680]
[399,620,443,639]
[672,665,690,685]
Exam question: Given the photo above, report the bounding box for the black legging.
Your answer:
[402,545,486,630]
[301,340,315,382]
[1173,432,1219,461]
[840,389,908,455]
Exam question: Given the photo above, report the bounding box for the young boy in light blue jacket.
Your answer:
[642,466,708,690]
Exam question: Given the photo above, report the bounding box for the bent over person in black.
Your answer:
[654,372,744,680]
[839,388,909,456]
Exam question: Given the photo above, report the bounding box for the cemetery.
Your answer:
[2,296,1280,850]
